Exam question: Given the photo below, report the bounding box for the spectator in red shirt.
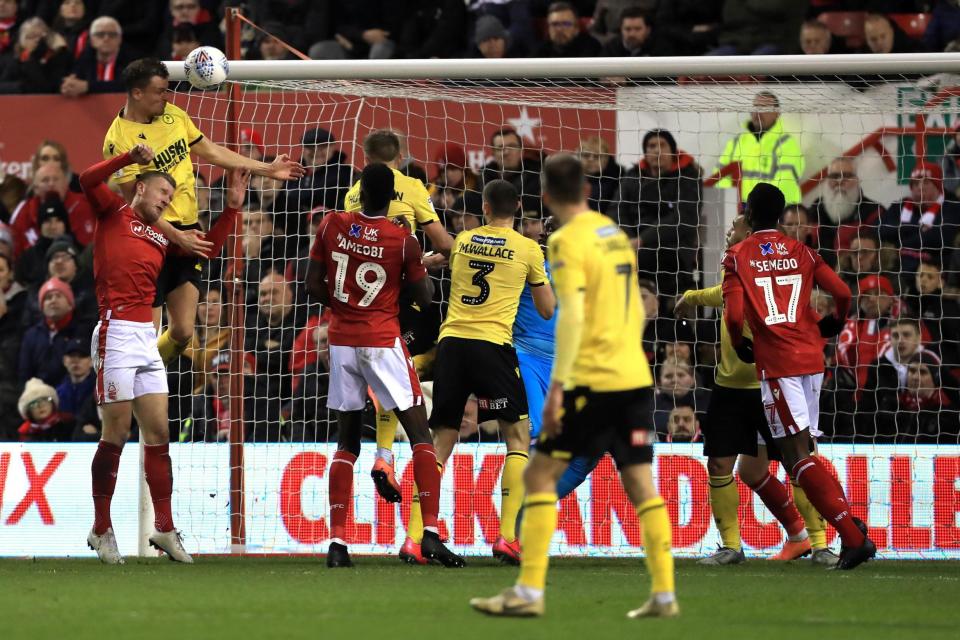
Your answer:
[836,274,901,391]
[8,161,95,256]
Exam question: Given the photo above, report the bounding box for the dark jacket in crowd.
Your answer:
[656,0,723,55]
[879,198,960,276]
[716,0,807,54]
[587,157,624,214]
[0,42,72,93]
[535,30,602,58]
[56,370,95,419]
[70,46,132,94]
[808,193,884,269]
[0,284,26,440]
[398,0,467,59]
[599,31,673,57]
[480,155,543,216]
[18,314,91,386]
[280,150,354,234]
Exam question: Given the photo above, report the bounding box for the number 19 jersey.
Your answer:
[311,212,426,347]
[440,225,547,346]
[721,229,825,379]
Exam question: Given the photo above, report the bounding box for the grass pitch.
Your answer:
[1,557,957,640]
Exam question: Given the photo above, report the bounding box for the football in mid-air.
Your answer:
[184,46,229,89]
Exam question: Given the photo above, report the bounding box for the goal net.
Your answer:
[162,54,960,559]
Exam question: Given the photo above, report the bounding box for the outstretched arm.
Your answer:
[203,169,249,258]
[80,144,153,214]
[192,138,305,181]
[813,259,852,337]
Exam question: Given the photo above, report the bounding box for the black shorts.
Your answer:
[153,222,202,307]
[398,289,440,358]
[535,386,655,468]
[429,337,528,428]
[700,384,796,462]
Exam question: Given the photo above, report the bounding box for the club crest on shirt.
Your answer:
[759,242,774,256]
[349,223,362,238]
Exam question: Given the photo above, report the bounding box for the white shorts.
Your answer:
[760,373,824,439]
[92,317,167,405]
[328,337,424,413]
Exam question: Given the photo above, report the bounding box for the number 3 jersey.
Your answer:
[722,228,845,380]
[311,212,427,347]
[440,225,547,346]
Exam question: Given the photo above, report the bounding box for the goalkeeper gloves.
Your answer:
[734,337,755,363]
[818,314,845,338]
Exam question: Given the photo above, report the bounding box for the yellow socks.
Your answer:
[637,496,675,596]
[709,474,741,551]
[792,482,827,549]
[376,410,397,458]
[500,450,528,542]
[516,492,557,591]
[157,329,188,366]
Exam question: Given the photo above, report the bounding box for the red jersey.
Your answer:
[310,212,426,348]
[8,192,96,258]
[722,229,851,380]
[81,163,168,323]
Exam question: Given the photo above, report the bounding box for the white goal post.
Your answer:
[155,49,960,560]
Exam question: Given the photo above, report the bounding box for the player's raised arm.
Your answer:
[202,169,249,258]
[80,143,155,214]
[191,138,305,181]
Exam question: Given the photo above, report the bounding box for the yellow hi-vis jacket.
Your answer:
[715,118,805,205]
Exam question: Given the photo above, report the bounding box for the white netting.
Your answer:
[166,66,960,558]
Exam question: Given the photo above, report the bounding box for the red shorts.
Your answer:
[327,337,424,412]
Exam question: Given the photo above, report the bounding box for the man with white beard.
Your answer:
[809,157,883,268]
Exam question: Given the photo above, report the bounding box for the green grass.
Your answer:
[1,557,957,640]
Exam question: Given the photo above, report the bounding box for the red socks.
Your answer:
[748,472,805,537]
[792,456,866,547]
[412,443,441,531]
[143,443,175,533]
[329,450,357,542]
[91,440,122,535]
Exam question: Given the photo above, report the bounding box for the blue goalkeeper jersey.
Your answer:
[513,260,555,359]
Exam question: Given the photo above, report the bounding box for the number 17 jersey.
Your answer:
[311,212,426,347]
[721,229,825,379]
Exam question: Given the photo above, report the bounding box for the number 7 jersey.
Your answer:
[311,211,427,347]
[721,228,828,379]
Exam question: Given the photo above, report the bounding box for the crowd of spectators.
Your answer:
[2,2,960,94]
[1,0,960,446]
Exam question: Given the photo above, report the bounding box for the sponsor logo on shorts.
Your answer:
[107,382,118,401]
[478,397,508,410]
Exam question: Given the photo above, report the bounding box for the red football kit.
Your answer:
[310,211,426,347]
[722,229,851,380]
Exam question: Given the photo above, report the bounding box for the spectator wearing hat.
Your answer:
[430,143,479,212]
[0,251,25,439]
[880,161,960,280]
[469,14,525,58]
[55,336,94,420]
[600,7,673,57]
[610,128,702,297]
[836,274,903,393]
[579,135,623,214]
[535,2,601,58]
[60,16,129,97]
[8,161,94,257]
[15,198,73,286]
[18,276,91,386]
[281,127,354,231]
[21,237,96,326]
[808,157,885,269]
[16,377,73,442]
[180,349,256,442]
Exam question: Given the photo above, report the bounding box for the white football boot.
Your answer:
[148,529,194,563]
[87,527,125,565]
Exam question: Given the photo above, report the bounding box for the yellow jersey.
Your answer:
[440,224,547,345]
[344,168,440,232]
[681,273,759,390]
[102,102,204,226]
[548,211,653,392]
